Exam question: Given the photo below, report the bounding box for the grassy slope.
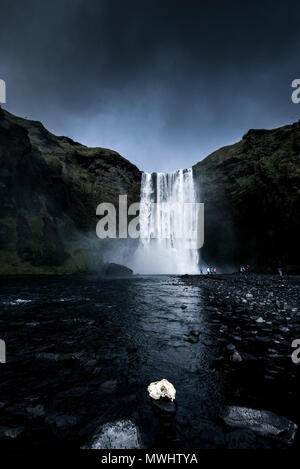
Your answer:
[0,108,141,274]
[193,123,300,271]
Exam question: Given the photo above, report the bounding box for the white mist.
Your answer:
[132,168,199,274]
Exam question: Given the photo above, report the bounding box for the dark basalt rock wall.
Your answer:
[1,107,299,274]
[0,108,141,274]
[193,122,300,272]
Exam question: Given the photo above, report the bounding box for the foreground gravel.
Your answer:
[181,273,300,448]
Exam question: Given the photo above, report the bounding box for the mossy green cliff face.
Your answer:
[193,123,300,272]
[0,108,141,274]
[1,107,299,274]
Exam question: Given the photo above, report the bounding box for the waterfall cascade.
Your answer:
[132,168,200,274]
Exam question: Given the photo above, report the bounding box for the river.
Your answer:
[0,275,225,448]
[0,274,298,449]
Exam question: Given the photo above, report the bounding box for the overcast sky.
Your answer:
[1,0,300,171]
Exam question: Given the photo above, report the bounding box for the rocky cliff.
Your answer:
[193,122,300,272]
[1,107,299,275]
[0,108,141,274]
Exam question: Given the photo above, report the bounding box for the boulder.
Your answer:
[88,419,141,449]
[105,263,133,276]
[231,350,243,362]
[220,406,297,444]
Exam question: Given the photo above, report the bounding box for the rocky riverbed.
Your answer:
[0,274,299,449]
[181,273,300,448]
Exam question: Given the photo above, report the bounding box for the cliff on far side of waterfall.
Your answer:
[193,122,300,272]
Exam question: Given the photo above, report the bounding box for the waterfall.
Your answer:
[132,168,199,274]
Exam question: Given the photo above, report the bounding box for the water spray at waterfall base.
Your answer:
[132,168,202,275]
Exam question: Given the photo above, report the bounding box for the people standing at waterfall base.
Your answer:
[278,267,283,277]
[213,268,217,274]
[210,267,213,275]
[199,267,203,275]
[206,267,210,275]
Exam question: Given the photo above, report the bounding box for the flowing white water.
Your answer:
[132,168,199,274]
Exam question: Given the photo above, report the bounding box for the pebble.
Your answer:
[231,350,243,362]
[226,343,236,351]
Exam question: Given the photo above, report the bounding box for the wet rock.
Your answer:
[35,352,73,361]
[180,304,187,309]
[26,404,45,418]
[151,397,177,414]
[45,413,78,438]
[86,359,98,367]
[226,343,236,351]
[36,352,61,361]
[191,419,225,448]
[279,326,289,333]
[4,403,27,418]
[203,338,213,346]
[233,335,242,341]
[99,379,118,393]
[225,429,263,449]
[255,336,269,343]
[0,426,24,439]
[220,406,298,444]
[264,374,275,380]
[54,414,78,429]
[256,317,265,323]
[184,336,199,344]
[231,350,243,362]
[105,263,133,276]
[88,419,141,449]
[172,340,186,348]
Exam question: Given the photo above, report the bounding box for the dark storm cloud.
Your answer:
[1,0,300,171]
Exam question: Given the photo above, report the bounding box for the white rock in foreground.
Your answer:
[220,406,297,445]
[89,419,140,449]
[147,379,176,401]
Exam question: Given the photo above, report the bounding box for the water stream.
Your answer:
[133,169,199,274]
